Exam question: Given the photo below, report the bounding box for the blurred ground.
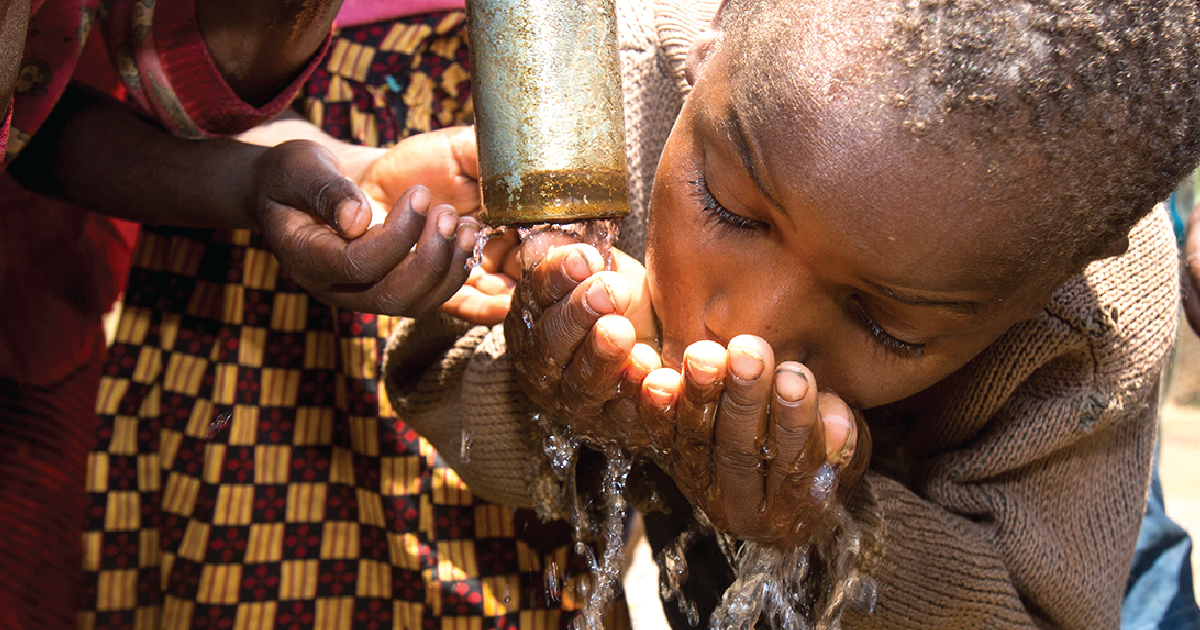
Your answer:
[1162,320,1200,605]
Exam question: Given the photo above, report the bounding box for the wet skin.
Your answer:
[505,6,1118,546]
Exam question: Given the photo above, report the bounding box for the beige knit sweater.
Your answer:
[384,1,1179,627]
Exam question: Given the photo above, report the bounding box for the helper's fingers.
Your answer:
[260,139,373,239]
[711,335,775,529]
[306,186,435,285]
[335,198,463,312]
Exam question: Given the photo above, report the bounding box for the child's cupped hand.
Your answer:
[504,242,660,443]
[506,242,870,547]
[639,337,872,547]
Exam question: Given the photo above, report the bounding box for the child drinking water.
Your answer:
[385,0,1199,626]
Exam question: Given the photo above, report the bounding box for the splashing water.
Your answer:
[469,224,508,270]
[207,412,231,439]
[656,522,705,626]
[707,465,877,630]
[470,218,622,271]
[532,412,633,630]
[459,424,473,463]
[516,219,622,270]
[574,446,631,630]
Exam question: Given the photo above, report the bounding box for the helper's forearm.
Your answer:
[196,0,342,107]
[8,83,266,229]
[237,108,384,182]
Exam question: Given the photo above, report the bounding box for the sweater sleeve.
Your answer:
[100,0,330,138]
[382,314,570,518]
[843,208,1177,630]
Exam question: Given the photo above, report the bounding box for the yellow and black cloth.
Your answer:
[79,13,590,630]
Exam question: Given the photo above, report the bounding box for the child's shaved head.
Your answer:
[714,0,1200,268]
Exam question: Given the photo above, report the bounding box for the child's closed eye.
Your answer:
[689,175,770,233]
[849,296,926,359]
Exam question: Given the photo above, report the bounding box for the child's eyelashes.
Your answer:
[849,297,926,360]
[689,176,769,233]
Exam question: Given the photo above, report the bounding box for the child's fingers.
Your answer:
[711,335,775,527]
[763,362,825,511]
[530,271,630,375]
[522,244,606,308]
[638,366,681,456]
[558,314,638,417]
[819,395,856,466]
[669,341,728,499]
[595,343,663,447]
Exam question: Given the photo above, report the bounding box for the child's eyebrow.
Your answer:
[720,105,784,212]
[866,280,983,315]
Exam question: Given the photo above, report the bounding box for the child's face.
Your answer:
[644,34,1075,410]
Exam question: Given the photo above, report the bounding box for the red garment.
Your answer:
[0,4,329,630]
[0,337,105,630]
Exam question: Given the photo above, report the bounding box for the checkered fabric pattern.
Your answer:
[80,14,592,630]
[300,11,474,148]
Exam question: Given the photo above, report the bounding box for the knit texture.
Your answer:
[384,0,1179,627]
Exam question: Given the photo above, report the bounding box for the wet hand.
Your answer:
[505,242,659,441]
[637,335,871,547]
[252,140,477,316]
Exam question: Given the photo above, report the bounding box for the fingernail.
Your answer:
[564,248,592,282]
[823,411,853,462]
[585,278,615,314]
[409,187,431,214]
[775,367,808,403]
[728,346,764,382]
[687,356,722,386]
[838,422,858,463]
[456,222,478,251]
[336,200,364,231]
[437,212,458,238]
[646,386,673,407]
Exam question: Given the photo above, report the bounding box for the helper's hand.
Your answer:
[637,336,871,548]
[357,126,480,222]
[505,242,659,442]
[252,140,477,316]
[441,229,520,326]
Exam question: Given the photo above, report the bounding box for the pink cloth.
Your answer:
[1,101,10,162]
[335,0,464,28]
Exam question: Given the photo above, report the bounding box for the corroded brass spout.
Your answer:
[466,0,631,225]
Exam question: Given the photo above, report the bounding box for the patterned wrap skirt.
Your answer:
[80,13,593,630]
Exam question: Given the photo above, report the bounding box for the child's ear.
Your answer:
[685,30,719,86]
[686,0,731,86]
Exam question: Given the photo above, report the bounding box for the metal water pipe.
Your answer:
[466,0,630,226]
